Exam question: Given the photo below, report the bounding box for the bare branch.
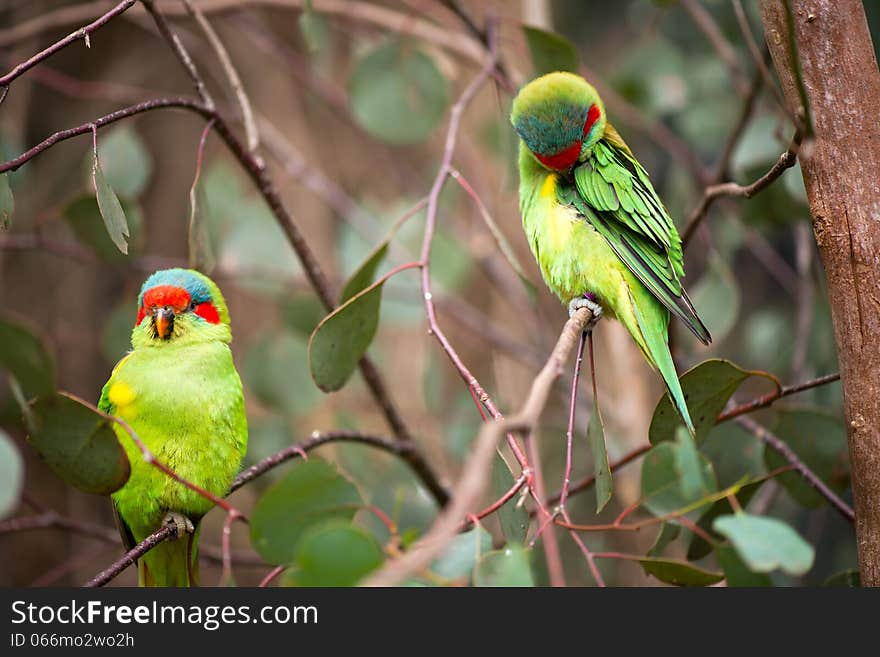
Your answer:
[735,415,854,523]
[681,132,801,245]
[363,308,594,587]
[180,0,259,151]
[0,0,137,93]
[141,0,215,109]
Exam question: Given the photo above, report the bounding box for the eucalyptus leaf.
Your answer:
[349,41,448,144]
[27,392,130,495]
[92,151,130,255]
[0,172,13,229]
[0,315,55,400]
[249,459,363,565]
[522,26,579,77]
[638,556,723,587]
[588,395,612,513]
[283,521,383,586]
[474,544,534,587]
[713,513,814,576]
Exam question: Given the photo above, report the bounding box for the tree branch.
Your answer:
[0,0,137,94]
[362,308,594,587]
[735,415,854,523]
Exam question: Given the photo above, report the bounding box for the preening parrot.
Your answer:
[510,72,711,434]
[100,268,247,586]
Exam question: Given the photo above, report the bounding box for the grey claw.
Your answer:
[568,296,603,330]
[162,512,195,538]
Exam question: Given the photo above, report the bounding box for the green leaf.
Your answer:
[63,195,142,261]
[690,253,740,344]
[491,455,528,544]
[686,478,763,561]
[0,172,13,229]
[641,442,717,517]
[90,126,153,199]
[764,409,849,508]
[249,458,363,565]
[647,522,680,557]
[281,295,325,337]
[474,544,534,587]
[587,396,612,513]
[522,26,579,77]
[713,513,815,576]
[283,521,383,586]
[340,242,389,304]
[674,427,710,500]
[309,281,384,392]
[0,315,55,400]
[242,331,322,414]
[101,301,136,365]
[349,40,449,144]
[26,392,130,495]
[649,359,778,445]
[637,556,723,587]
[0,429,23,519]
[431,526,492,581]
[714,543,772,587]
[824,569,860,587]
[92,150,130,255]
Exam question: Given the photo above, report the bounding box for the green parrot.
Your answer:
[99,268,248,586]
[510,72,711,434]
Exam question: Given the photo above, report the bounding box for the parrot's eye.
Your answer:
[188,301,197,312]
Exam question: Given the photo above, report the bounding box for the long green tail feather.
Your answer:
[629,291,695,436]
[138,525,200,587]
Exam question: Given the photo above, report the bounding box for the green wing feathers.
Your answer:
[570,139,711,345]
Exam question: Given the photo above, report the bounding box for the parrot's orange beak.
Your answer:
[152,307,174,340]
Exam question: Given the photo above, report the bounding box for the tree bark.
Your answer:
[760,0,880,585]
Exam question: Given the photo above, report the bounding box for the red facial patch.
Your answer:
[194,302,220,324]
[583,103,601,138]
[535,140,582,172]
[138,285,191,326]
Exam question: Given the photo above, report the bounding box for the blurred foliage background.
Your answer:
[1,0,878,587]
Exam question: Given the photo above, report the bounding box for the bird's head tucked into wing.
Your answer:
[510,72,606,173]
[132,268,231,347]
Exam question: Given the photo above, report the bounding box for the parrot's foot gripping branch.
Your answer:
[161,512,195,539]
[568,294,603,332]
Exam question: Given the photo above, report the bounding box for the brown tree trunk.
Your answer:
[760,0,880,585]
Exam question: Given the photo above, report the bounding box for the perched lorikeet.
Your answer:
[511,72,710,434]
[100,269,248,586]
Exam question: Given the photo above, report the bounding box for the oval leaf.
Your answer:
[92,151,130,255]
[63,195,142,261]
[0,172,13,229]
[474,544,534,587]
[283,521,383,586]
[650,359,778,445]
[522,26,579,77]
[638,556,723,587]
[309,281,384,392]
[340,241,389,304]
[249,458,362,565]
[0,429,23,519]
[0,315,55,399]
[27,392,130,495]
[88,126,153,199]
[714,543,772,587]
[764,408,849,508]
[349,41,449,144]
[640,442,717,517]
[713,513,815,576]
[491,455,528,544]
[588,397,612,513]
[431,526,491,581]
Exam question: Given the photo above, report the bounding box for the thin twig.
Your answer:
[141,0,215,109]
[85,525,175,587]
[681,132,801,245]
[717,372,840,423]
[363,308,594,586]
[735,415,854,523]
[0,0,137,92]
[180,0,259,151]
